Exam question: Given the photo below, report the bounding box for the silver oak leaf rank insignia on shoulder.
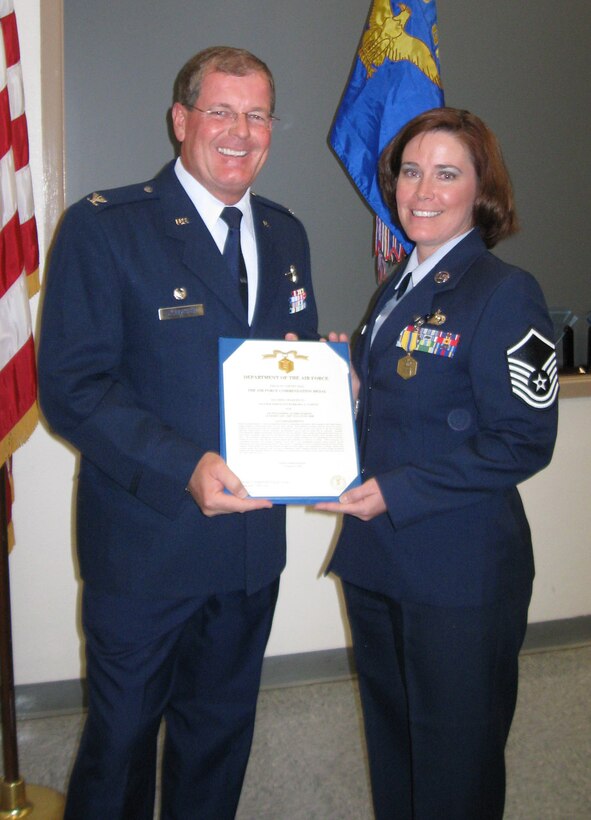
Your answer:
[506,328,559,409]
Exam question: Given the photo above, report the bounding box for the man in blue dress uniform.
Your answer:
[38,46,318,819]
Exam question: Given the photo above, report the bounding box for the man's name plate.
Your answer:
[219,338,360,503]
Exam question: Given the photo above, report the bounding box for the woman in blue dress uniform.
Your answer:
[317,108,559,819]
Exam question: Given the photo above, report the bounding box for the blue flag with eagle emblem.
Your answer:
[330,0,444,270]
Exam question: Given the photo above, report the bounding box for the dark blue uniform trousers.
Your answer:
[64,580,279,820]
[343,581,531,820]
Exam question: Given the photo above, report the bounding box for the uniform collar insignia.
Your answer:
[434,270,451,284]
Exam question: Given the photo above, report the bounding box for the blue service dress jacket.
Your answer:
[329,230,558,607]
[38,160,318,599]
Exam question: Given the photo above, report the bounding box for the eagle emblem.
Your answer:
[86,192,108,207]
[359,1,442,86]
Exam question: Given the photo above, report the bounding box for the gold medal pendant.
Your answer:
[397,353,418,379]
[397,323,420,379]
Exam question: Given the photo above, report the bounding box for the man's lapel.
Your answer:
[159,165,246,323]
[249,196,281,330]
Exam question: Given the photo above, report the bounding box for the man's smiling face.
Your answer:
[172,70,273,204]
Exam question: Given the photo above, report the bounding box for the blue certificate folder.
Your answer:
[219,338,361,504]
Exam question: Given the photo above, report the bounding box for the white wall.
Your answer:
[9,0,591,687]
[521,397,591,622]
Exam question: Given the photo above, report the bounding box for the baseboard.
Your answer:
[261,646,357,690]
[16,677,86,720]
[15,615,591,720]
[521,614,591,653]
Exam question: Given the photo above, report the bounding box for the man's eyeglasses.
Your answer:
[186,105,279,130]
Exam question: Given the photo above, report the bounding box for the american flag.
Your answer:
[0,0,39,548]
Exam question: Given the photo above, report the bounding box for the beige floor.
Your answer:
[8,645,591,819]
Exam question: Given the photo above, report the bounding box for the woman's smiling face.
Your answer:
[396,129,479,262]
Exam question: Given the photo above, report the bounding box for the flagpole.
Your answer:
[0,462,64,818]
[0,462,20,779]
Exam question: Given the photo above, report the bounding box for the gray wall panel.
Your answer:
[64,0,591,356]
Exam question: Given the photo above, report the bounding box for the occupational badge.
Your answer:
[427,309,446,325]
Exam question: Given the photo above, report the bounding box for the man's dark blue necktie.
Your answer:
[221,206,248,315]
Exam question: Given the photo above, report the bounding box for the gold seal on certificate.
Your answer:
[219,339,360,503]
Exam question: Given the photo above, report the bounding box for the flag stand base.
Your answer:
[0,778,64,818]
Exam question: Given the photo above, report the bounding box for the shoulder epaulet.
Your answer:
[82,179,158,211]
[250,191,297,218]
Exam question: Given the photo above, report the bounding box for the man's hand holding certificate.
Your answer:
[219,339,360,503]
